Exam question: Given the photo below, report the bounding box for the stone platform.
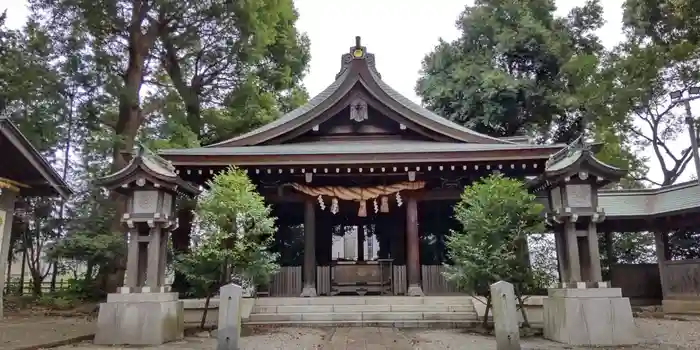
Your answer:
[94,292,184,346]
[543,287,637,346]
[246,296,478,328]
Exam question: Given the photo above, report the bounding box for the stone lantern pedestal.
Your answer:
[543,282,637,346]
[533,137,637,346]
[93,146,200,345]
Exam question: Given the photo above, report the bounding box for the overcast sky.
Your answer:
[2,0,695,184]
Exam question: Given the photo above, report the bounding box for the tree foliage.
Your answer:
[443,174,550,327]
[174,167,279,307]
[417,0,608,141]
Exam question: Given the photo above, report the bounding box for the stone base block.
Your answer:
[407,285,424,297]
[94,292,184,345]
[300,286,317,297]
[543,288,637,346]
[663,298,700,315]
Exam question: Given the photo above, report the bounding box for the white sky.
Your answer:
[2,0,695,184]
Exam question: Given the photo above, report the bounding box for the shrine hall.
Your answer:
[159,38,700,311]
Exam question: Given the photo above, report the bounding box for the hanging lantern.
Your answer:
[358,200,367,217]
[318,195,326,210]
[380,196,389,213]
[396,192,403,207]
[331,198,339,214]
[373,198,379,213]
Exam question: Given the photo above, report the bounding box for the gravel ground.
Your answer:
[0,316,94,350]
[52,328,329,350]
[409,318,700,350]
[39,318,700,350]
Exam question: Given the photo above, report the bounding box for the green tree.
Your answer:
[417,0,606,141]
[443,174,550,328]
[27,0,310,292]
[174,167,279,328]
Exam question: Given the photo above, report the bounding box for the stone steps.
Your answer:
[246,296,479,328]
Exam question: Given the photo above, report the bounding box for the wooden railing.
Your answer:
[663,259,700,299]
[269,266,302,297]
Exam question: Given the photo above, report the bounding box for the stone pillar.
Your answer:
[146,227,161,290]
[406,196,423,296]
[564,222,581,282]
[0,190,17,319]
[125,229,139,289]
[578,236,591,282]
[301,199,317,297]
[554,229,569,282]
[158,229,168,287]
[491,281,521,350]
[587,221,603,282]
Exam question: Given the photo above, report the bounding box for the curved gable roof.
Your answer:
[208,36,512,147]
[0,116,72,198]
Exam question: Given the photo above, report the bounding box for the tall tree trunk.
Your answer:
[18,249,26,295]
[100,11,164,292]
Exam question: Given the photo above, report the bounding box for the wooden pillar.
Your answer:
[406,196,423,296]
[357,225,365,261]
[565,221,581,282]
[301,199,317,297]
[587,221,603,282]
[0,190,17,319]
[125,229,139,289]
[146,227,161,290]
[654,230,670,299]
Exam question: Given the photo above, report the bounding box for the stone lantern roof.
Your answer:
[531,135,627,191]
[98,144,200,197]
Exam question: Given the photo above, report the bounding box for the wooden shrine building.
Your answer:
[0,116,73,317]
[160,38,700,307]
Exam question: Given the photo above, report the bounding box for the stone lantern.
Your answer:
[93,145,200,346]
[541,137,624,285]
[534,136,637,346]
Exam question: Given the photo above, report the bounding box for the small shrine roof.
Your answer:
[0,116,72,198]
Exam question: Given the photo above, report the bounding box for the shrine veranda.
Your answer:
[154,38,700,301]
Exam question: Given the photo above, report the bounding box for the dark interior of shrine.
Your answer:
[270,199,459,267]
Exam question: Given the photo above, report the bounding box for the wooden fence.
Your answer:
[421,265,461,295]
[4,280,71,295]
[393,265,407,295]
[663,259,700,299]
[317,266,331,296]
[269,266,302,297]
[610,264,662,304]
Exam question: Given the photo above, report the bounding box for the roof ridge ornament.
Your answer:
[546,134,591,168]
[336,36,381,79]
[136,143,176,174]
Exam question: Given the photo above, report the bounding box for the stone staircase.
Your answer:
[246,296,479,328]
